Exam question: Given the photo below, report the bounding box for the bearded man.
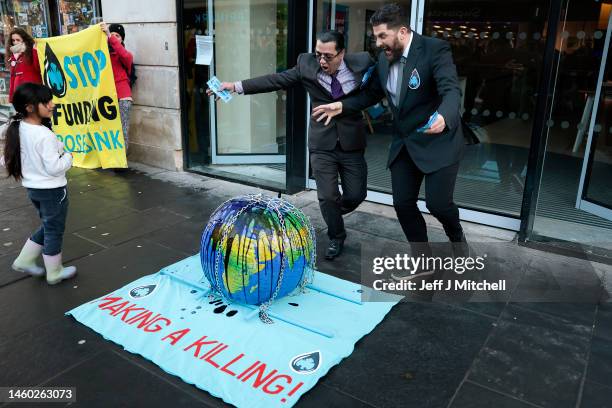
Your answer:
[312,3,470,281]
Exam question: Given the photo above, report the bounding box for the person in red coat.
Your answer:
[5,28,42,103]
[100,22,134,155]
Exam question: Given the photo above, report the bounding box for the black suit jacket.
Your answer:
[342,33,465,173]
[241,52,374,151]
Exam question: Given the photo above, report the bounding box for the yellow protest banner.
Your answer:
[36,25,127,168]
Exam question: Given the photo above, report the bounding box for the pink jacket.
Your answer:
[108,35,133,99]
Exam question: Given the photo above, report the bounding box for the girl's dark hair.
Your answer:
[4,27,35,68]
[3,83,53,181]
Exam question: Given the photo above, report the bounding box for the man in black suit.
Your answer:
[210,31,373,260]
[313,4,470,280]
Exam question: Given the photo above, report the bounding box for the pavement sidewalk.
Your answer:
[0,164,611,408]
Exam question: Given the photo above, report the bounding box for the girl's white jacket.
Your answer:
[18,121,72,189]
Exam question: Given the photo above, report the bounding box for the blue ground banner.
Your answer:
[67,255,399,407]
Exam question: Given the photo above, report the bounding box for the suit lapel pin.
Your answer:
[408,68,420,89]
[360,64,376,89]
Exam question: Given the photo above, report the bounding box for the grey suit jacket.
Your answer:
[241,52,374,151]
[343,33,465,173]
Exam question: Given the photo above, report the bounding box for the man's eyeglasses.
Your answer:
[315,51,341,62]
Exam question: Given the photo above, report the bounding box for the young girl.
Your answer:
[3,83,76,285]
[5,28,42,103]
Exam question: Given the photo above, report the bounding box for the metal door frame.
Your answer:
[208,0,286,165]
[574,11,612,222]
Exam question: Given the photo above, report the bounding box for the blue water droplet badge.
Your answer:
[290,351,321,374]
[408,68,420,89]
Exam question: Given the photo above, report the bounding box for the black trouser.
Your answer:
[310,144,368,241]
[390,146,463,249]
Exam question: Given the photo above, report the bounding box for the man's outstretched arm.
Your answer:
[208,55,303,97]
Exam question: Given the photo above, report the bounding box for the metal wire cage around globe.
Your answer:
[200,194,316,310]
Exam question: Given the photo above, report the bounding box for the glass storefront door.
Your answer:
[575,11,612,223]
[181,0,212,170]
[531,0,612,250]
[181,0,290,191]
[422,0,549,224]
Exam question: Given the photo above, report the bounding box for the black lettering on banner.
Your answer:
[64,104,74,126]
[52,95,120,126]
[52,104,62,126]
[83,101,92,122]
[73,102,84,124]
[98,96,117,120]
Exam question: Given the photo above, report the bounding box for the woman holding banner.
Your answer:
[100,22,134,156]
[5,28,42,103]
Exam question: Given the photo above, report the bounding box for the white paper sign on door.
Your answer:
[195,35,213,65]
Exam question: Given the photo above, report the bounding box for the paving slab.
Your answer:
[158,191,229,221]
[141,218,208,256]
[0,239,185,342]
[586,336,612,387]
[65,193,138,233]
[321,301,495,408]
[32,350,215,407]
[593,303,612,341]
[450,381,535,408]
[0,249,28,288]
[579,381,612,408]
[73,207,188,247]
[85,178,198,212]
[0,206,41,257]
[468,304,591,408]
[0,318,108,387]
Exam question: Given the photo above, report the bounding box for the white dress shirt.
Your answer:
[316,60,359,95]
[386,34,413,106]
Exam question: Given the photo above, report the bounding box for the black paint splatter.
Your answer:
[214,305,227,314]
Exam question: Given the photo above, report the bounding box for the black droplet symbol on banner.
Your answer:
[129,284,157,299]
[43,45,67,98]
[290,351,321,374]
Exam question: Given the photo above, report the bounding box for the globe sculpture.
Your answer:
[200,194,316,321]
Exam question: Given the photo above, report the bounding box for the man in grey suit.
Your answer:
[313,4,470,280]
[210,31,374,260]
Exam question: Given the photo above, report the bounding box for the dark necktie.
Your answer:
[395,56,407,106]
[331,73,344,100]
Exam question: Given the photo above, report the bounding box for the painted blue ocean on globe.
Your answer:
[200,194,316,306]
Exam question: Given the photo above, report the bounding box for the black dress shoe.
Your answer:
[325,239,344,260]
